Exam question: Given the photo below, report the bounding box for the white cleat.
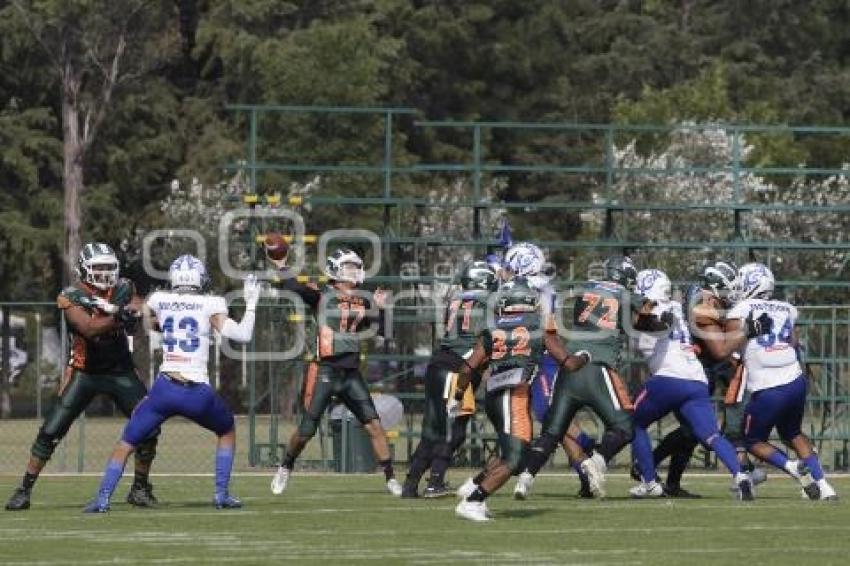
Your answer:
[817,479,838,501]
[456,477,477,500]
[629,481,664,498]
[581,453,607,498]
[386,478,403,497]
[513,471,534,500]
[455,499,491,522]
[271,466,290,495]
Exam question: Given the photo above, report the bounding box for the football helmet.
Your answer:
[496,277,539,314]
[325,248,364,284]
[169,254,209,292]
[504,242,545,277]
[76,242,119,290]
[734,262,775,300]
[603,255,638,290]
[636,269,672,304]
[701,260,737,299]
[460,261,498,292]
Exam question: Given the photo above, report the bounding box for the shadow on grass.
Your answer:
[496,507,552,519]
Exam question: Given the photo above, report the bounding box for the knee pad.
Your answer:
[135,436,158,464]
[531,432,560,457]
[31,430,60,461]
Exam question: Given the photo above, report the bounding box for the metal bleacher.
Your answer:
[223,105,850,470]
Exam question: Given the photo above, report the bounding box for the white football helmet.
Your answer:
[635,269,672,304]
[169,254,209,292]
[76,242,119,290]
[325,248,364,284]
[504,242,545,277]
[734,262,774,300]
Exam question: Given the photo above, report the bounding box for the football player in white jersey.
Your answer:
[629,269,754,500]
[83,255,259,512]
[726,263,837,500]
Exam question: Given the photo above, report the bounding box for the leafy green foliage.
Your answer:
[2,0,850,298]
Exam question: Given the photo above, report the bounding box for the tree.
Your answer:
[6,0,174,284]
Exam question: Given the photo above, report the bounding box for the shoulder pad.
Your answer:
[57,286,91,310]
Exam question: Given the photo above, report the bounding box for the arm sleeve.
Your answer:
[276,277,321,308]
[220,311,256,343]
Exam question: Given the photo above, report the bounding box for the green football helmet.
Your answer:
[603,255,637,290]
[76,242,119,290]
[496,277,539,314]
[460,261,498,292]
[700,260,737,298]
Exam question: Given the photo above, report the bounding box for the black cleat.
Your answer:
[5,487,31,511]
[401,485,419,498]
[629,463,641,483]
[577,485,595,499]
[663,485,702,499]
[423,484,452,499]
[126,482,158,507]
[738,478,755,502]
[803,482,821,501]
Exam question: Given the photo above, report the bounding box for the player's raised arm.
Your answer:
[210,276,260,344]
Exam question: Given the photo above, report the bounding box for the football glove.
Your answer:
[243,275,260,311]
[745,312,773,339]
[117,307,141,333]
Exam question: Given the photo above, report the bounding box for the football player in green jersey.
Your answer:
[5,243,158,511]
[452,278,591,521]
[514,255,639,499]
[402,261,498,498]
[269,247,401,496]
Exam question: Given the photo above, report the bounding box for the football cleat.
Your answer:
[577,484,595,499]
[750,467,768,486]
[735,473,755,501]
[456,477,478,500]
[513,471,534,500]
[802,483,821,501]
[629,481,664,499]
[270,466,290,495]
[663,484,702,499]
[5,487,31,511]
[581,453,607,498]
[386,478,403,497]
[126,482,157,507]
[401,483,419,498]
[455,499,491,522]
[423,484,452,499]
[214,493,242,509]
[817,479,838,502]
[82,499,110,514]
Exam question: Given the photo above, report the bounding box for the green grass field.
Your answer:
[2,473,849,565]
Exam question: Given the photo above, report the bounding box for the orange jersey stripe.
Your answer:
[607,368,634,412]
[510,383,532,443]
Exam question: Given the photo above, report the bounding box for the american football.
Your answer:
[263,232,289,261]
